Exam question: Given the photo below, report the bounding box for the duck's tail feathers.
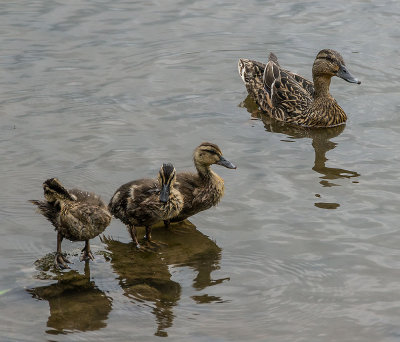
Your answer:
[268,52,280,67]
[238,58,265,86]
[238,57,274,111]
[29,200,58,226]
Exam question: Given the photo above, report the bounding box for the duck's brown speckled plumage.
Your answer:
[169,142,236,223]
[109,163,183,246]
[238,49,360,128]
[30,178,111,268]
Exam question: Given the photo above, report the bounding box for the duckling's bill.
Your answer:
[159,184,170,203]
[217,156,237,169]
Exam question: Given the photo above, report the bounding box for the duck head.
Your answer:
[43,178,76,203]
[193,142,236,170]
[158,163,176,203]
[312,49,361,84]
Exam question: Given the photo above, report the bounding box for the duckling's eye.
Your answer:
[203,149,219,156]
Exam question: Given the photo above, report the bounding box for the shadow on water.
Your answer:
[240,95,360,209]
[26,260,112,335]
[102,221,227,337]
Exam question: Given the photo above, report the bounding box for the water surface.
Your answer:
[1,0,400,341]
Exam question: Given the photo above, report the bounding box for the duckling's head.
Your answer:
[43,178,76,203]
[158,163,176,203]
[312,49,360,84]
[194,142,237,169]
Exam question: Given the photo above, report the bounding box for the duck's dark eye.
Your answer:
[319,56,335,64]
[203,149,219,155]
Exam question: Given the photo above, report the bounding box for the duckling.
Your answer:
[30,178,112,269]
[166,142,236,225]
[108,163,183,247]
[238,49,361,127]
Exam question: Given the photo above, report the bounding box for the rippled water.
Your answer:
[1,0,400,341]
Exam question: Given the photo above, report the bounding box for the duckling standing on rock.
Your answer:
[108,163,183,247]
[238,49,361,127]
[30,178,112,269]
[166,142,236,226]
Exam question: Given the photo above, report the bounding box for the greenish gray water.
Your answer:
[1,0,400,341]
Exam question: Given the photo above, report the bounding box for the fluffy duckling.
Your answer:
[238,49,360,127]
[108,163,183,247]
[167,142,236,225]
[30,178,112,269]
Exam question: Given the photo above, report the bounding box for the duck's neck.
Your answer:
[313,75,333,100]
[195,161,213,180]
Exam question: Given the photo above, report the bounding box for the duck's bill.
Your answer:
[337,65,361,84]
[217,156,237,169]
[159,184,170,203]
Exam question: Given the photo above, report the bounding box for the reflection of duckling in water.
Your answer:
[26,261,112,335]
[239,49,360,127]
[101,235,181,337]
[109,164,183,247]
[241,96,360,185]
[30,178,112,269]
[167,142,236,226]
[101,221,227,337]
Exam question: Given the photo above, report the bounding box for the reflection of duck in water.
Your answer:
[26,261,112,335]
[241,95,360,187]
[101,221,227,337]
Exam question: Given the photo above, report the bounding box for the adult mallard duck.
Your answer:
[166,142,236,225]
[108,163,183,247]
[238,49,361,127]
[30,178,112,269]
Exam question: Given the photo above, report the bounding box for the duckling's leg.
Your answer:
[129,225,140,248]
[80,240,95,261]
[55,232,70,269]
[144,226,152,242]
[163,220,170,230]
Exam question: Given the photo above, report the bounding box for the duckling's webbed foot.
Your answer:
[55,252,70,269]
[163,220,170,230]
[142,237,168,250]
[55,232,70,269]
[80,240,95,261]
[140,240,164,252]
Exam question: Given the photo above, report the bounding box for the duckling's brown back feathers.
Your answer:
[69,189,108,208]
[108,179,159,226]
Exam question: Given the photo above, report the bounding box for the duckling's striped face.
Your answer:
[158,163,176,203]
[313,49,360,84]
[194,142,236,169]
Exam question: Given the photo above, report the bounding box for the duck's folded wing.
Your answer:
[281,69,314,96]
[271,74,313,117]
[264,59,314,98]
